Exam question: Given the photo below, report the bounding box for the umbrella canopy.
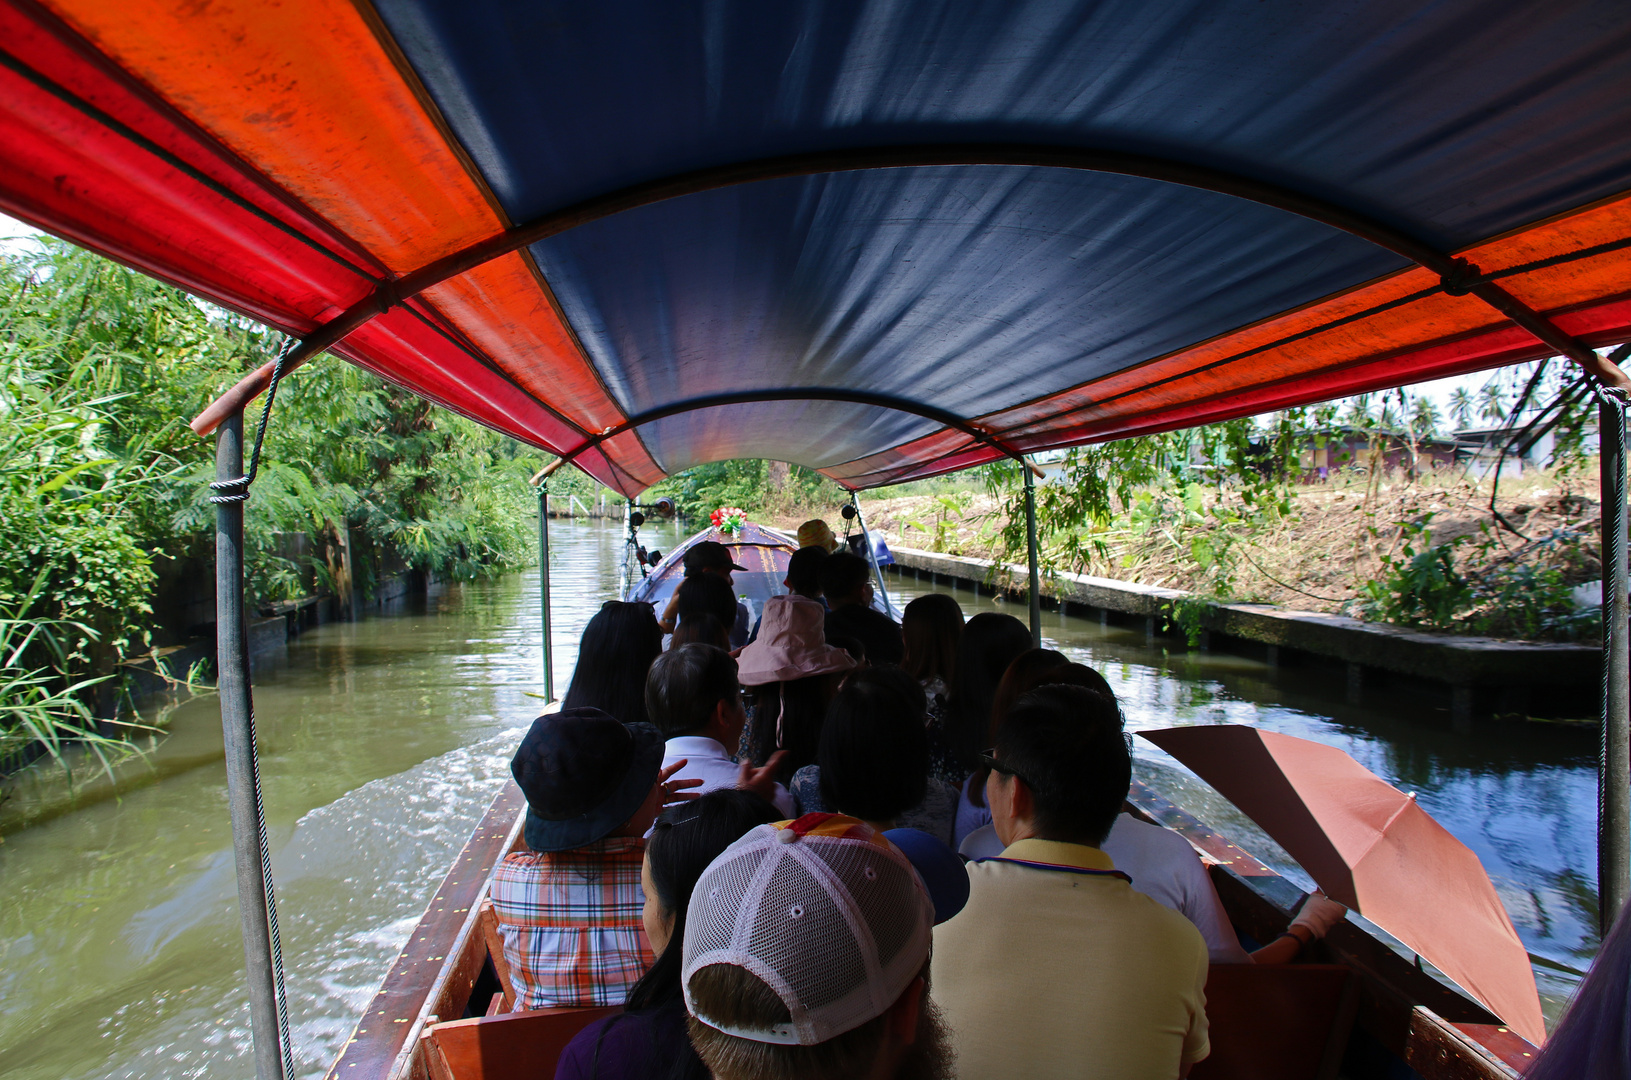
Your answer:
[1139,724,1545,1046]
[1,1,1629,494]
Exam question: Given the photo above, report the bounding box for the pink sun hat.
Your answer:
[735,595,856,686]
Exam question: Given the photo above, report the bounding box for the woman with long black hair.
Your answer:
[553,789,780,1080]
[561,601,665,727]
[931,611,1031,786]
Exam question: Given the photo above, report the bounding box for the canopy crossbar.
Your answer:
[191,143,1629,441]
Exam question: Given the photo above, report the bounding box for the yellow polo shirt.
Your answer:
[931,839,1209,1080]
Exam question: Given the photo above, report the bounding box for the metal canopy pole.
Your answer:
[214,411,291,1080]
[1025,463,1042,645]
[1600,382,1630,935]
[538,481,554,702]
[852,494,896,620]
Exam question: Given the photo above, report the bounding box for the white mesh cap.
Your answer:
[681,814,935,1046]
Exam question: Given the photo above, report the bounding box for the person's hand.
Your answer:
[737,751,788,804]
[1289,891,1348,939]
[658,759,703,807]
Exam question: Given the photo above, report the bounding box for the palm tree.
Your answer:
[1478,383,1507,423]
[1448,387,1476,429]
[1411,397,1441,437]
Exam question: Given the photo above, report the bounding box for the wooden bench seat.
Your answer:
[1191,963,1357,1080]
[421,1006,622,1080]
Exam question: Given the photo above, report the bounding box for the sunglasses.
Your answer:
[981,733,1134,792]
[980,748,1043,793]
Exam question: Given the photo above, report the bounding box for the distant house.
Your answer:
[1295,426,1458,481]
[1449,421,1597,477]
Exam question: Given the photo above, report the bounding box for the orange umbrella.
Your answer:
[1139,724,1545,1045]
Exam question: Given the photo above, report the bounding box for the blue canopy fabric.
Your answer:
[2,0,1629,493]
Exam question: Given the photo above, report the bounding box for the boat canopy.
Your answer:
[3,0,1630,494]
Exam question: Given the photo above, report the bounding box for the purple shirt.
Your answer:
[554,1003,694,1080]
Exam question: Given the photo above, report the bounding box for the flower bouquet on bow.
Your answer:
[710,506,748,537]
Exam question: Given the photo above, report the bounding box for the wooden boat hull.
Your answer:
[329,775,1540,1080]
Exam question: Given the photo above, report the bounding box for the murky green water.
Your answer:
[0,518,1598,1078]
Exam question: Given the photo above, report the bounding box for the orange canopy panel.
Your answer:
[1140,724,1546,1046]
[0,0,1629,493]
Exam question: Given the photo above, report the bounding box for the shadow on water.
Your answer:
[885,569,1600,1027]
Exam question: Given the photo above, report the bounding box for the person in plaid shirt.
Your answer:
[492,707,698,1009]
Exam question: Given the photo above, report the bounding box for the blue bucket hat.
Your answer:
[511,708,665,852]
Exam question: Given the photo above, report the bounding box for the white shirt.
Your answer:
[959,814,1251,964]
[662,736,794,817]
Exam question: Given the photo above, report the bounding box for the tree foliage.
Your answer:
[1,239,543,771]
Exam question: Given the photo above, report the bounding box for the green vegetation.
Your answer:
[1,240,544,774]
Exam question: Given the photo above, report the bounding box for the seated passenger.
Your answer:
[936,612,1031,791]
[670,610,730,650]
[670,574,738,645]
[554,789,781,1080]
[646,643,794,816]
[952,646,1070,845]
[490,708,693,1009]
[744,545,828,646]
[561,601,665,726]
[788,667,959,845]
[820,551,904,666]
[796,518,841,553]
[682,815,952,1080]
[900,592,965,735]
[958,659,1345,964]
[933,686,1210,1080]
[659,541,750,646]
[737,595,854,779]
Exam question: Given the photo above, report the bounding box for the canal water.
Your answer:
[0,518,1599,1078]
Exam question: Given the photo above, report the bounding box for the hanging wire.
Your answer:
[209,336,297,504]
[205,333,299,1073]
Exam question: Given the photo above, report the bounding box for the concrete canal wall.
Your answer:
[885,545,1599,723]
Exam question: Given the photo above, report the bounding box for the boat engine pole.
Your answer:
[1025,462,1041,645]
[214,410,291,1080]
[538,479,554,702]
[1600,373,1630,934]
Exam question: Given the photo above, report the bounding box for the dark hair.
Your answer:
[744,674,843,779]
[785,546,828,597]
[674,573,737,630]
[626,789,782,1013]
[671,611,729,650]
[944,612,1031,773]
[817,551,871,604]
[995,684,1128,846]
[817,668,929,822]
[989,649,1069,738]
[826,633,867,666]
[970,654,1113,807]
[646,644,740,738]
[562,601,664,726]
[901,594,964,684]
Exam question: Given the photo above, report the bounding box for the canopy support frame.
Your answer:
[1601,345,1631,935]
[1026,463,1042,645]
[213,410,292,1080]
[192,142,1628,441]
[537,480,554,702]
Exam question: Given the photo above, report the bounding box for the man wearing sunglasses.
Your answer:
[931,684,1210,1080]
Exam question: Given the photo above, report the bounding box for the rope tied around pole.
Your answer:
[209,337,296,505]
